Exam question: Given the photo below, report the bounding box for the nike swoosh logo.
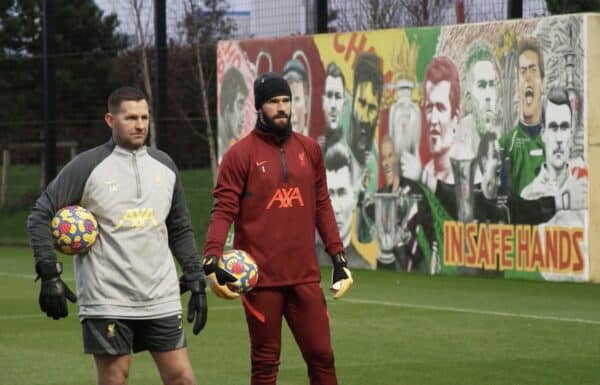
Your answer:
[256,161,268,166]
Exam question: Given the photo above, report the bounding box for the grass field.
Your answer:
[2,246,600,385]
[3,166,600,384]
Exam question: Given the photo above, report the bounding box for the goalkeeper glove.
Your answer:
[203,255,240,300]
[179,264,207,335]
[330,252,353,299]
[35,261,77,320]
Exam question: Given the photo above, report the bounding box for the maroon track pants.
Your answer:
[242,283,338,385]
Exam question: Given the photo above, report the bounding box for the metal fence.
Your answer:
[0,0,582,210]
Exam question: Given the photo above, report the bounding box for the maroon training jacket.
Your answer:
[204,128,344,287]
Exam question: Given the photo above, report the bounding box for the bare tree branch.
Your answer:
[180,0,236,184]
[332,0,445,30]
[176,105,208,140]
[125,0,156,147]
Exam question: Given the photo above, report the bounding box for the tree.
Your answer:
[331,0,447,30]
[180,0,236,183]
[545,0,600,14]
[0,0,41,141]
[463,0,505,23]
[122,0,157,147]
[0,0,127,147]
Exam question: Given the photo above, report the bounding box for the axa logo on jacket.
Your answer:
[115,208,158,229]
[266,187,305,209]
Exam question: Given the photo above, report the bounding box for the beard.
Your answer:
[349,114,375,166]
[263,111,292,133]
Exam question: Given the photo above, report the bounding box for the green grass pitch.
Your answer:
[1,246,600,385]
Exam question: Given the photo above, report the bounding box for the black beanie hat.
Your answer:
[254,72,292,111]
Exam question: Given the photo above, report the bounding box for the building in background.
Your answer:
[96,0,317,40]
[96,0,548,41]
[199,0,317,38]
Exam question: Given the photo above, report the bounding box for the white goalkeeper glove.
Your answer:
[330,252,353,299]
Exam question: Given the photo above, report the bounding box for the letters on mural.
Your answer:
[217,15,588,281]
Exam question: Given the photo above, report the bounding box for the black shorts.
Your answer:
[81,314,186,355]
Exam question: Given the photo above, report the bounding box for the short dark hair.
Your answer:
[543,87,572,127]
[108,86,147,113]
[325,61,345,89]
[517,36,545,79]
[546,87,571,112]
[325,143,352,175]
[476,131,499,172]
[220,67,248,116]
[353,53,383,104]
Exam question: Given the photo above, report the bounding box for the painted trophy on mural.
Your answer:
[362,190,416,266]
[450,156,477,223]
[450,149,478,275]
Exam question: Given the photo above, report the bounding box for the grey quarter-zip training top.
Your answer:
[27,139,201,320]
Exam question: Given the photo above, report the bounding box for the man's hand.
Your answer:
[179,264,207,335]
[35,261,77,320]
[330,252,353,299]
[400,152,422,182]
[203,255,240,300]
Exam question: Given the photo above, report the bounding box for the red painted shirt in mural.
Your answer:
[204,129,343,287]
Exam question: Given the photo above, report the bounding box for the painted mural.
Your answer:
[217,14,590,282]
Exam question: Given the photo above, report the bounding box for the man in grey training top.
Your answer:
[27,86,206,385]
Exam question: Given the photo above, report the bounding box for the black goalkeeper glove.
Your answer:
[203,255,240,300]
[179,264,208,335]
[35,261,77,320]
[330,252,353,299]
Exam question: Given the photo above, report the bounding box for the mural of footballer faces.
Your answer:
[325,143,355,248]
[380,135,400,189]
[322,62,346,132]
[219,67,248,157]
[477,132,502,200]
[283,58,310,136]
[542,88,573,173]
[423,57,460,181]
[464,42,500,134]
[349,53,384,166]
[516,37,545,125]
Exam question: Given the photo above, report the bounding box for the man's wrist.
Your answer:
[331,252,347,268]
[202,255,219,275]
[183,259,203,276]
[35,260,62,280]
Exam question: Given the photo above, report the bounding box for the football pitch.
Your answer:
[1,246,599,385]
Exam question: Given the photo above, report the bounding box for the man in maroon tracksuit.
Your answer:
[203,72,353,385]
